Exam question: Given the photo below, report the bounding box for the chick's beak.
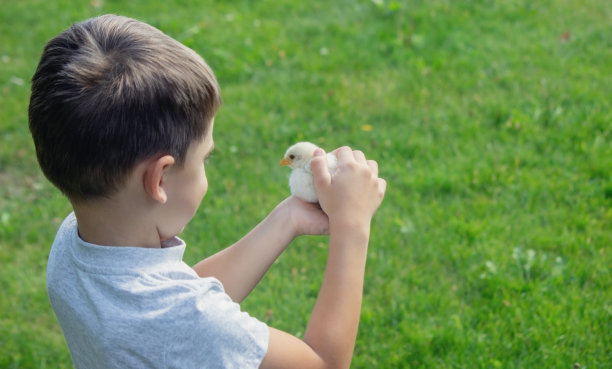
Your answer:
[280,157,291,166]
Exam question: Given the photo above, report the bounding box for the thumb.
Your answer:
[310,148,331,190]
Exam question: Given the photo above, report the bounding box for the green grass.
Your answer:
[1,0,611,367]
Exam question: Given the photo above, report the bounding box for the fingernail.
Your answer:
[313,148,324,156]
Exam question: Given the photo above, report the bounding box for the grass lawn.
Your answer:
[1,0,611,368]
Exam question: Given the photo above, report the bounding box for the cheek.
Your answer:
[197,167,208,201]
[200,174,208,199]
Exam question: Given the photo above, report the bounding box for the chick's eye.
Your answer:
[289,154,295,160]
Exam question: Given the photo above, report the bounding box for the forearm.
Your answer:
[192,203,296,302]
[303,222,370,369]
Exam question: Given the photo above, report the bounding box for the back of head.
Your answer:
[29,14,221,202]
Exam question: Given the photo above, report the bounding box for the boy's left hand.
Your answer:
[281,196,329,237]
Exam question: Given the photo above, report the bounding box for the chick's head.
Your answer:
[280,141,319,169]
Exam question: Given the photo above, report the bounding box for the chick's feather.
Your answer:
[281,142,337,202]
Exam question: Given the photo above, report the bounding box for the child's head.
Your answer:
[29,14,221,203]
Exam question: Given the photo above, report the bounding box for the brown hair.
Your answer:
[29,14,221,201]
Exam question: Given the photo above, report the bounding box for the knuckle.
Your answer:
[344,161,359,171]
[335,146,351,155]
[310,156,323,166]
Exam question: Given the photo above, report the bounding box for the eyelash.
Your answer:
[204,152,214,164]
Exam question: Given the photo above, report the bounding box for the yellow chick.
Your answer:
[280,142,338,202]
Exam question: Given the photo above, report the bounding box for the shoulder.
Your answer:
[156,277,269,368]
[54,212,78,245]
[47,212,77,280]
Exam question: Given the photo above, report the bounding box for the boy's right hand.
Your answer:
[260,147,386,369]
[310,147,386,231]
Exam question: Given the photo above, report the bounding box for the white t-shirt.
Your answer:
[47,213,269,369]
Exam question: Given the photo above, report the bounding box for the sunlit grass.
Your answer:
[1,0,611,367]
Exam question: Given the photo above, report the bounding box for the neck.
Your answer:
[72,195,163,248]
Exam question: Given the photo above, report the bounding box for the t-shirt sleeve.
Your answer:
[164,277,269,369]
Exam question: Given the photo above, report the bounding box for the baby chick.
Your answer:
[280,141,338,202]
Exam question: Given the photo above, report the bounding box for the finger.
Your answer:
[310,148,331,188]
[367,159,379,177]
[353,150,366,164]
[330,146,348,155]
[335,146,354,163]
[378,178,387,195]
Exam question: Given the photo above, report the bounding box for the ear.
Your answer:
[143,155,175,204]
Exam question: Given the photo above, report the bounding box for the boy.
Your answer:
[29,14,386,369]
